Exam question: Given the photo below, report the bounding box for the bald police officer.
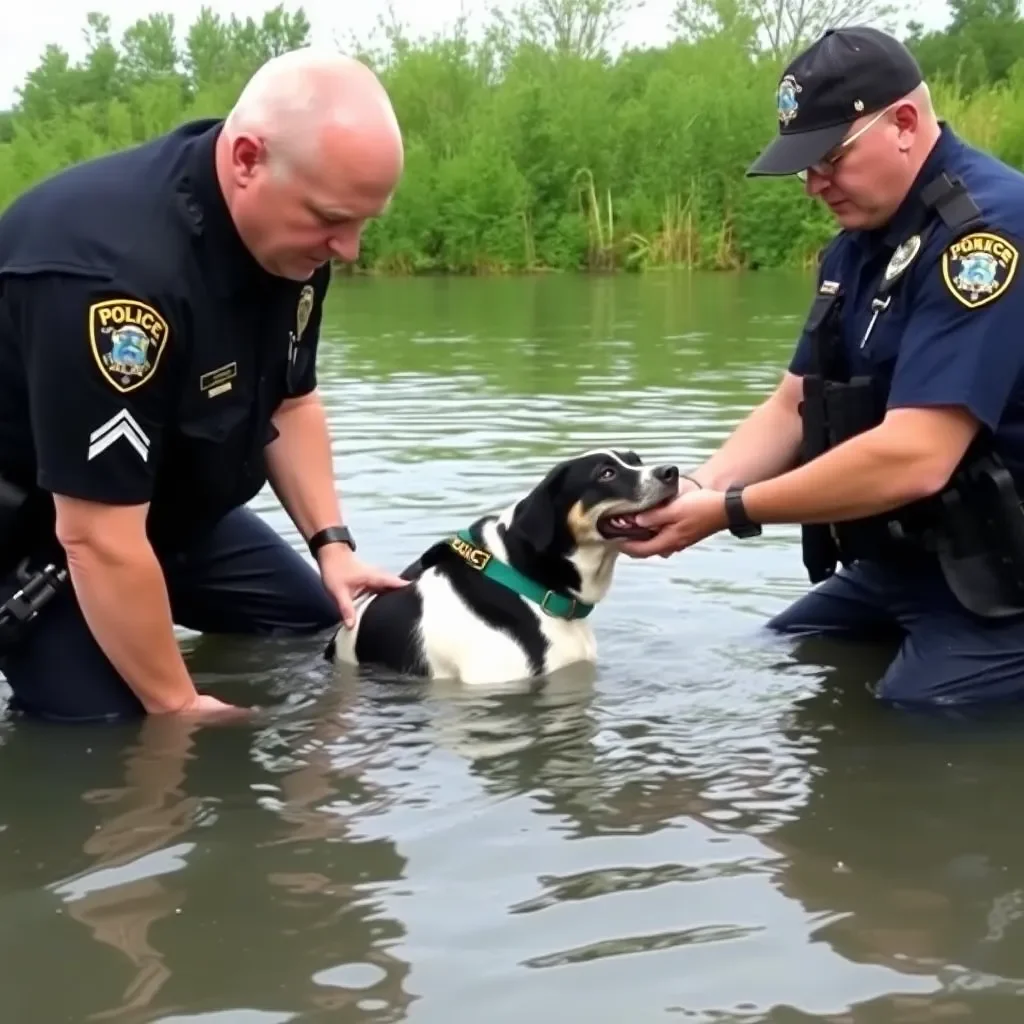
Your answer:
[0,49,409,722]
[622,27,1024,706]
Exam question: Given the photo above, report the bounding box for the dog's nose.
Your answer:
[654,465,679,484]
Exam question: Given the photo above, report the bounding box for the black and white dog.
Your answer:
[324,449,679,685]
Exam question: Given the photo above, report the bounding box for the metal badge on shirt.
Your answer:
[290,285,314,353]
[884,234,921,284]
[89,298,170,393]
[287,284,316,390]
[859,234,923,350]
[296,285,314,340]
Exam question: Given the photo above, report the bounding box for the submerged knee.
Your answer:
[874,666,1024,708]
[254,576,341,636]
[288,588,342,634]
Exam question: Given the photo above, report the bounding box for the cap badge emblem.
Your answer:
[777,74,801,125]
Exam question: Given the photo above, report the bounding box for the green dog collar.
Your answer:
[447,529,593,620]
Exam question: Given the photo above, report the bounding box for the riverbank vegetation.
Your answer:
[0,0,1022,273]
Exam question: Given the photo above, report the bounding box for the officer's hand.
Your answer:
[319,546,408,629]
[175,694,250,719]
[619,488,729,559]
[677,473,704,497]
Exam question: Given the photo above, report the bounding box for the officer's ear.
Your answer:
[892,101,919,152]
[229,133,268,186]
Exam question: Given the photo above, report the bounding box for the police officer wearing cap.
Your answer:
[622,26,1024,706]
[0,49,410,722]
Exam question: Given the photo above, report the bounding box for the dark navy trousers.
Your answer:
[0,507,341,722]
[768,558,1024,706]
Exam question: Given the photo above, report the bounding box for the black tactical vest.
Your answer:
[798,173,1024,618]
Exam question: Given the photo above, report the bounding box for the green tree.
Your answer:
[673,0,899,61]
[907,0,1024,93]
[2,0,1023,274]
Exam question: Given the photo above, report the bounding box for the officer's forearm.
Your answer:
[266,393,345,541]
[691,393,804,489]
[741,423,945,524]
[60,533,197,714]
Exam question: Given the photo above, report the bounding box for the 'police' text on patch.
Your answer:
[941,231,1020,309]
[89,298,170,393]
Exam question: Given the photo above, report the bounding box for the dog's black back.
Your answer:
[333,524,551,675]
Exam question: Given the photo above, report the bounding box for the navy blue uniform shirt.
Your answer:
[790,124,1024,481]
[0,118,332,553]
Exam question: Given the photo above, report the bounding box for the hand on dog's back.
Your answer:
[319,546,408,628]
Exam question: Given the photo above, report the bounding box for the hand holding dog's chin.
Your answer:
[620,489,729,559]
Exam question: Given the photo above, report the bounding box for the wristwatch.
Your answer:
[724,485,762,539]
[308,525,356,557]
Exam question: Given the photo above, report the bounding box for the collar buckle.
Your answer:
[541,590,575,618]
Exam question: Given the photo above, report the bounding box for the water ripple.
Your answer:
[0,273,1017,1024]
[522,923,762,968]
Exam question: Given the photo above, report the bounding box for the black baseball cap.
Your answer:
[746,26,924,177]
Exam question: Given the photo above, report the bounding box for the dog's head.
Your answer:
[502,448,678,571]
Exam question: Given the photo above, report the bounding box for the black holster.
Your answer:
[930,454,1024,618]
[0,560,67,648]
[0,474,66,649]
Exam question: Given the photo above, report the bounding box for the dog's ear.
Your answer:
[511,492,557,551]
[508,462,571,551]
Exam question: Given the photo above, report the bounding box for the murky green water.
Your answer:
[3,270,1024,1023]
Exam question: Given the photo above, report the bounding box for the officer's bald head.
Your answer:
[218,48,404,280]
[224,49,402,175]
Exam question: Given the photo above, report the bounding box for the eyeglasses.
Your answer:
[796,105,893,182]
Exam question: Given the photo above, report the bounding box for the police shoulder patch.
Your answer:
[941,231,1020,309]
[89,297,171,393]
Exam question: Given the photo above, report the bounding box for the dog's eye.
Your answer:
[598,466,616,481]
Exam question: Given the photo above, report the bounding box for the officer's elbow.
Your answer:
[880,407,980,503]
[903,460,958,503]
[884,444,964,504]
[54,494,151,566]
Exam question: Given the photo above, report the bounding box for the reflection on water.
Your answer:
[1,271,1023,1022]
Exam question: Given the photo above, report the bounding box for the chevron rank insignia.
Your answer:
[89,298,170,393]
[88,408,150,463]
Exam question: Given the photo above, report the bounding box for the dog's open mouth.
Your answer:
[596,496,674,540]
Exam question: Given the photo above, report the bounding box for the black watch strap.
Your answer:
[724,485,762,538]
[308,525,356,557]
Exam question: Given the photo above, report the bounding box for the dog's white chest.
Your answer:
[416,571,596,685]
[535,615,597,673]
